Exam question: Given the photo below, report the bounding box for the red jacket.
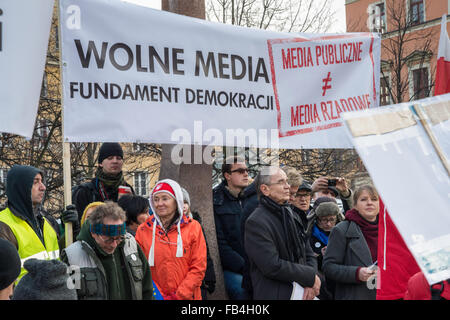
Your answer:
[136,214,207,300]
[376,199,421,300]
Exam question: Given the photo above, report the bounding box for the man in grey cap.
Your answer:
[290,181,313,228]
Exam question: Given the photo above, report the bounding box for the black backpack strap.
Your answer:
[430,282,445,300]
[73,180,99,202]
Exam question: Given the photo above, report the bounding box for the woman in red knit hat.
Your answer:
[135,179,207,300]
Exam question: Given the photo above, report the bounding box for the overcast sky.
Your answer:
[122,0,346,33]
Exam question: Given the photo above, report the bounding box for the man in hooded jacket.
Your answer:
[0,165,60,282]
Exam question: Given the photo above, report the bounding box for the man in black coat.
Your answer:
[213,156,250,300]
[290,181,313,229]
[244,166,320,300]
[72,143,134,223]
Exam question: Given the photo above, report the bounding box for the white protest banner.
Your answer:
[342,93,450,285]
[60,0,380,148]
[268,34,380,148]
[0,0,54,138]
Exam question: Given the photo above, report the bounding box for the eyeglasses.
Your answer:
[98,234,125,244]
[295,193,311,199]
[230,168,249,174]
[317,217,337,224]
[268,179,289,186]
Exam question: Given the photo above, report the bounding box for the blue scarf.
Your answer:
[312,224,329,246]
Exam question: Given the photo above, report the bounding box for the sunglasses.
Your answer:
[230,168,249,174]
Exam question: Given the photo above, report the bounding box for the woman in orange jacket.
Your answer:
[135,179,207,300]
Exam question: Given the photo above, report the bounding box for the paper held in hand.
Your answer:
[291,282,319,300]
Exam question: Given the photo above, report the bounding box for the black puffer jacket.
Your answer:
[213,181,249,274]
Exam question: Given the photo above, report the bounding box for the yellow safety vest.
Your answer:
[0,207,60,282]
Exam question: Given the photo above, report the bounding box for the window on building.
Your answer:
[134,172,148,196]
[0,168,7,190]
[409,0,424,25]
[301,150,311,164]
[54,24,59,50]
[133,143,146,152]
[35,119,51,149]
[376,2,386,33]
[368,2,386,33]
[380,76,391,106]
[41,74,48,98]
[36,119,50,139]
[412,67,429,100]
[374,2,386,33]
[0,133,12,149]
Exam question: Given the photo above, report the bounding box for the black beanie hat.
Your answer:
[0,239,21,290]
[12,259,77,300]
[98,142,123,164]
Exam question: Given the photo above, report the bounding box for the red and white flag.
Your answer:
[435,14,450,95]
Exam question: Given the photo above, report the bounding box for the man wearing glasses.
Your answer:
[213,156,250,300]
[244,166,320,300]
[290,180,313,229]
[62,201,154,300]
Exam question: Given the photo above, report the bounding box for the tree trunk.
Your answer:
[159,0,227,300]
[162,0,205,19]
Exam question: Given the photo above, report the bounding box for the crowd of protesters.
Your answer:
[0,143,448,300]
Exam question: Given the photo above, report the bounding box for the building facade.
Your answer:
[346,0,450,105]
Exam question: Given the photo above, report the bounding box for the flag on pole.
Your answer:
[377,199,420,300]
[435,14,450,95]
